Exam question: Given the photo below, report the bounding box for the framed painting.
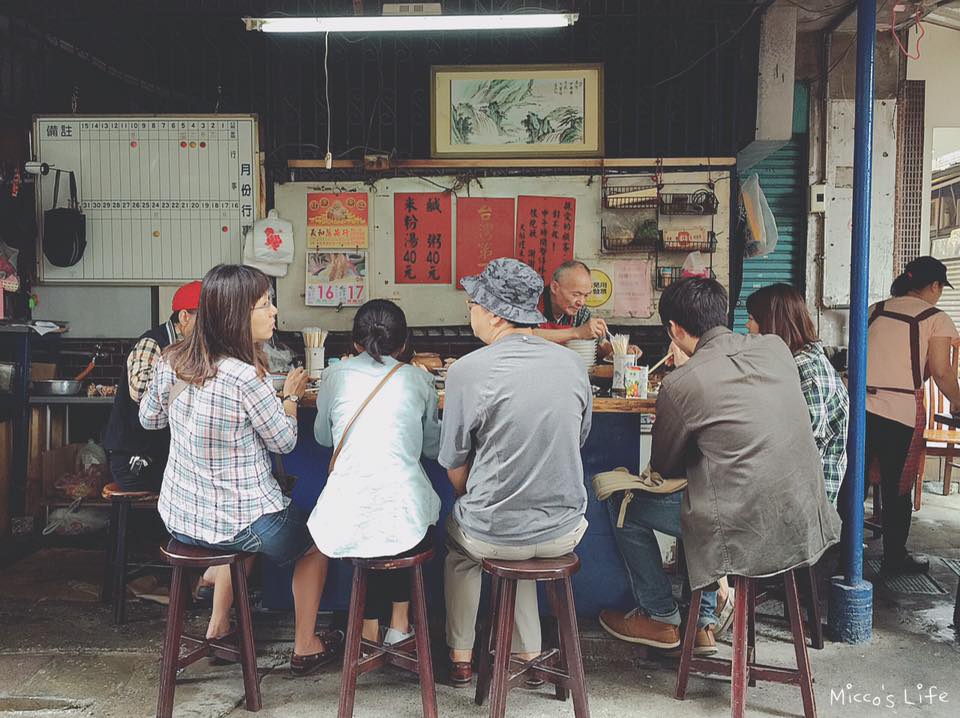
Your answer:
[431,64,604,158]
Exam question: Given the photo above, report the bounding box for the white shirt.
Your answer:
[307,353,441,558]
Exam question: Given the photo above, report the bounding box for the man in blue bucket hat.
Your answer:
[438,257,593,687]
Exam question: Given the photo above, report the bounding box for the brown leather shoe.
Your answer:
[449,660,473,686]
[598,608,680,649]
[666,624,718,657]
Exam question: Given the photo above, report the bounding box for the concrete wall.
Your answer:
[908,24,960,256]
[31,285,152,338]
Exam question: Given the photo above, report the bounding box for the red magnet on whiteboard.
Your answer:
[199,142,206,148]
[130,141,138,148]
[180,141,187,148]
[222,226,229,233]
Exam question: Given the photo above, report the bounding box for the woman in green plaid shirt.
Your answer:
[747,284,849,504]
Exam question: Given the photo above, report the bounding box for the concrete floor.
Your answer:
[1,482,959,718]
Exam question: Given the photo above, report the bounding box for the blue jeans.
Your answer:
[607,490,718,629]
[171,503,314,568]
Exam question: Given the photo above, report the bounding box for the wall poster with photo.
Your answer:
[305,250,367,307]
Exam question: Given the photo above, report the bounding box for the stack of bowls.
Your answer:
[566,339,598,369]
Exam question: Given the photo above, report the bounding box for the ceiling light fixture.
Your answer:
[242,13,578,33]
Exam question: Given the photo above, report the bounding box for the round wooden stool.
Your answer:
[100,482,159,624]
[157,539,259,718]
[338,544,438,718]
[475,554,589,718]
[675,568,816,718]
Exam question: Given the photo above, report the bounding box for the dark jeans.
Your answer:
[108,451,164,492]
[861,412,915,562]
[363,535,431,621]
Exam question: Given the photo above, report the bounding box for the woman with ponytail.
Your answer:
[855,255,960,575]
[308,299,441,646]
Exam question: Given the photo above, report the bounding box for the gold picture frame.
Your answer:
[431,64,604,158]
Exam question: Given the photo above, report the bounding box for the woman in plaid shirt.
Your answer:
[747,284,849,504]
[141,264,341,676]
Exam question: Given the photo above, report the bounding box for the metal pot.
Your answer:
[31,379,84,396]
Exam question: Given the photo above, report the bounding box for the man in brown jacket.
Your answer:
[600,278,840,650]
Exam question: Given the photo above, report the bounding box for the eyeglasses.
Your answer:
[252,301,275,312]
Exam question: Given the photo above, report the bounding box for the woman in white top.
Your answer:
[309,299,441,646]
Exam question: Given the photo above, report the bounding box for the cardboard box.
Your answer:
[30,362,57,381]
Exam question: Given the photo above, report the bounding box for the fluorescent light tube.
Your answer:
[243,14,578,33]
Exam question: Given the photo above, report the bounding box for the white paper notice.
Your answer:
[613,260,653,318]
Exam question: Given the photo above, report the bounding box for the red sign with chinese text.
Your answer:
[515,195,576,284]
[394,192,453,284]
[455,198,515,289]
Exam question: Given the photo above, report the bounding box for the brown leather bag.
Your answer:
[328,363,403,473]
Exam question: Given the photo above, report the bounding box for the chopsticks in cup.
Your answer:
[302,327,328,349]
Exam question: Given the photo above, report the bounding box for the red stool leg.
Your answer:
[784,570,817,718]
[803,566,824,650]
[410,565,438,718]
[156,565,187,718]
[475,574,501,707]
[557,577,590,718]
[674,589,702,700]
[730,578,751,718]
[545,580,569,702]
[230,560,262,712]
[488,577,517,718]
[338,564,367,718]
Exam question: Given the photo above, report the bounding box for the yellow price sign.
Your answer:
[587,269,613,308]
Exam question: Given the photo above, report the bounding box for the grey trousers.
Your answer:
[444,514,588,654]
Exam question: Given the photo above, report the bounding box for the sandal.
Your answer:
[290,629,344,676]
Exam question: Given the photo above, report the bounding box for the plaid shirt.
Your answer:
[140,356,295,543]
[795,342,849,504]
[127,320,181,402]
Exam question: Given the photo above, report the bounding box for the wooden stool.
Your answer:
[755,564,824,650]
[338,545,437,718]
[475,554,589,718]
[157,539,260,718]
[675,569,816,718]
[100,482,159,624]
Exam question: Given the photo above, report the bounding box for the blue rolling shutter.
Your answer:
[734,84,809,332]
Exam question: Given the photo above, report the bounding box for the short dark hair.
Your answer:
[352,299,408,364]
[658,278,728,338]
[169,309,195,325]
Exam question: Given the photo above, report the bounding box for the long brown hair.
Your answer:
[165,264,272,384]
[745,283,819,354]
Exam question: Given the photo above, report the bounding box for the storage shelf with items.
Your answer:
[600,181,659,255]
[658,229,717,253]
[658,189,718,216]
[655,266,716,290]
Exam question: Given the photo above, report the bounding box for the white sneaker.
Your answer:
[383,626,415,645]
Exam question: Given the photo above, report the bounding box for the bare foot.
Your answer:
[205,619,231,640]
[294,634,327,656]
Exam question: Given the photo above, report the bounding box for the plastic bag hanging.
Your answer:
[740,174,779,258]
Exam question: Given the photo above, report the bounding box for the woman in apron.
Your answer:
[857,256,960,575]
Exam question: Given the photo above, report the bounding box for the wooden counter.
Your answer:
[298,391,655,414]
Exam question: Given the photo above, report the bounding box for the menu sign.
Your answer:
[394,192,452,284]
[515,195,575,283]
[455,197,515,288]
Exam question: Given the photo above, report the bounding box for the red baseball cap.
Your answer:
[172,281,202,312]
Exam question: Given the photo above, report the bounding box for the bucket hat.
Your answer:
[460,257,548,325]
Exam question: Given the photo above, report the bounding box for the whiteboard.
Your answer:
[274,171,730,330]
[822,100,896,308]
[33,115,260,284]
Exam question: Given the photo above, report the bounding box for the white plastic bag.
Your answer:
[243,226,288,277]
[740,174,779,258]
[681,251,711,279]
[253,209,294,264]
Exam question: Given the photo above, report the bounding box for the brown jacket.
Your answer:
[651,327,841,590]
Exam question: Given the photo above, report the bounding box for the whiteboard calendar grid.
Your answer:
[33,115,260,285]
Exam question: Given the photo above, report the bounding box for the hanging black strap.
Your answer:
[868,302,944,390]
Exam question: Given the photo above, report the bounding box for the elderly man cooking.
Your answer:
[533,260,640,358]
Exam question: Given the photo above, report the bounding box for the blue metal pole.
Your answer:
[828,0,875,644]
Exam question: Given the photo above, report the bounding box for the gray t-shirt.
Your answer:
[439,334,593,545]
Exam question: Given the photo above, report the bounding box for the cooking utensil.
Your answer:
[73,344,102,382]
[649,352,672,373]
[31,379,84,396]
